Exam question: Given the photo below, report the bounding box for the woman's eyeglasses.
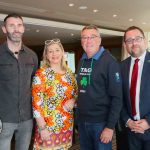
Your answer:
[45,39,60,45]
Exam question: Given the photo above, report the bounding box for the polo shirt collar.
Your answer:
[81,46,105,60]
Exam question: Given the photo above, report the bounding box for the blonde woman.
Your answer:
[32,39,78,150]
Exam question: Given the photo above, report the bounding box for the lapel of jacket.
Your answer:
[125,57,132,108]
[140,51,150,96]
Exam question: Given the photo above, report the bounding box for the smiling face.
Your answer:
[46,43,64,66]
[81,28,101,58]
[124,29,147,58]
[2,17,25,43]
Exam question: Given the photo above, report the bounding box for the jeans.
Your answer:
[0,119,33,150]
[78,122,112,150]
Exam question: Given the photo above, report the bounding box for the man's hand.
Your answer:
[100,128,113,144]
[135,119,150,132]
[127,119,149,134]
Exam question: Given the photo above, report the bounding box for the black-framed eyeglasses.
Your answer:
[45,38,60,45]
[81,35,100,41]
[125,36,144,44]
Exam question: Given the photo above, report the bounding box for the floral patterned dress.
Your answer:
[32,66,78,150]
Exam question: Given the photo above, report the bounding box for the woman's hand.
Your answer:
[40,128,50,141]
[64,98,75,111]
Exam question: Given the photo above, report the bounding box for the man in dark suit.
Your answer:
[121,26,150,150]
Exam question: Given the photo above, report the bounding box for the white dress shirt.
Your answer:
[129,51,146,120]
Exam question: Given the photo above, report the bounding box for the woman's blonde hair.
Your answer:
[42,39,67,70]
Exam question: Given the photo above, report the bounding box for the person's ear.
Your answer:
[1,25,7,34]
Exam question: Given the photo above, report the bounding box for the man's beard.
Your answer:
[130,46,141,57]
[7,32,23,43]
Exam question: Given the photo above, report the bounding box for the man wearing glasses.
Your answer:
[76,25,122,150]
[0,13,38,150]
[121,26,150,150]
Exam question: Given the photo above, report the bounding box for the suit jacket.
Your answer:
[121,50,150,140]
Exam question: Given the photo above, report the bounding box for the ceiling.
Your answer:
[0,0,150,46]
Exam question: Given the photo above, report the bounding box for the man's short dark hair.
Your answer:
[4,13,23,25]
[124,26,145,42]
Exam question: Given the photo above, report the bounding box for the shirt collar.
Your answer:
[81,46,105,60]
[4,42,26,54]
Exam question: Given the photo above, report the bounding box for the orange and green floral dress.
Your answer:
[32,66,78,150]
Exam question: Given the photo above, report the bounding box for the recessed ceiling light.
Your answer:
[129,18,133,21]
[113,14,117,18]
[93,9,99,13]
[79,6,87,10]
[142,22,146,25]
[71,33,74,36]
[69,3,74,7]
[36,29,40,32]
[55,32,58,34]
